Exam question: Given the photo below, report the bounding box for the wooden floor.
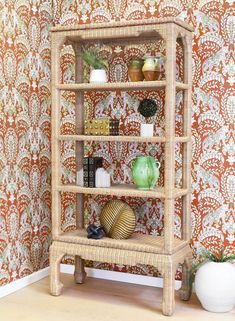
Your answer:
[0,274,234,321]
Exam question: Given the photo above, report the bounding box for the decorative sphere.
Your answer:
[100,200,136,239]
[138,98,157,118]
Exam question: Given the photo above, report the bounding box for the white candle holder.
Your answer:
[140,123,154,137]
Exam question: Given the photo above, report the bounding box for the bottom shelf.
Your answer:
[54,229,188,255]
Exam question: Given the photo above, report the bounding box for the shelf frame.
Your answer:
[164,24,177,254]
[54,228,189,255]
[58,135,190,143]
[72,42,87,283]
[51,34,64,238]
[56,184,188,199]
[58,134,166,143]
[55,81,189,91]
[50,18,193,316]
[181,32,193,243]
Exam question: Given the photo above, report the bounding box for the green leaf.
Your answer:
[224,255,235,262]
[81,47,108,70]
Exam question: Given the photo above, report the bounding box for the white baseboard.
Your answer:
[0,264,182,299]
[61,264,182,290]
[0,267,49,299]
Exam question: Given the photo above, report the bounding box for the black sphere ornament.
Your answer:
[138,98,157,119]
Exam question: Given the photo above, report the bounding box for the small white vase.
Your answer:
[140,123,154,137]
[89,69,107,83]
[95,168,111,188]
[195,262,235,313]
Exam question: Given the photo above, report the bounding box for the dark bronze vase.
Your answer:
[128,59,144,82]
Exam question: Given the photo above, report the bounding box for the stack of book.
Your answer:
[83,157,103,187]
[84,118,119,136]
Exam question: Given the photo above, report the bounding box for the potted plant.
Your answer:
[81,47,108,83]
[138,98,157,137]
[193,247,235,313]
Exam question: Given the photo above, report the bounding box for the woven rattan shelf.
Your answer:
[50,18,193,316]
[59,134,167,143]
[58,135,190,143]
[54,229,188,254]
[57,184,188,199]
[56,81,189,91]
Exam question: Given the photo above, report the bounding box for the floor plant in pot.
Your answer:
[193,247,235,313]
[81,47,108,83]
[138,98,157,137]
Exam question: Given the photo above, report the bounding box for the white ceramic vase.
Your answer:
[89,69,107,83]
[95,168,111,188]
[140,123,154,137]
[195,262,235,313]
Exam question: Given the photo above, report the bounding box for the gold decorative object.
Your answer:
[100,200,136,239]
[84,118,119,136]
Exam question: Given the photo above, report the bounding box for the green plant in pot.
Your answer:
[138,98,157,137]
[81,47,108,83]
[192,247,235,313]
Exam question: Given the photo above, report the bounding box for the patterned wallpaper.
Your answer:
[0,0,234,285]
[0,1,52,285]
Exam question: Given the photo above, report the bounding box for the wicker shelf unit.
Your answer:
[50,18,193,316]
[56,184,188,199]
[56,80,189,91]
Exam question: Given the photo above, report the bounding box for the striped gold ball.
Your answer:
[100,200,136,239]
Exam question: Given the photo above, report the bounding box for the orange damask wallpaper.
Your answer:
[0,1,52,284]
[0,0,234,285]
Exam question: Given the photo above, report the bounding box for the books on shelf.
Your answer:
[83,157,103,187]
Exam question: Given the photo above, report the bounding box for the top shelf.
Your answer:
[56,81,189,92]
[51,18,193,46]
[51,17,194,33]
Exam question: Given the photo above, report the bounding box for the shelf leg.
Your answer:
[72,43,86,286]
[50,244,65,296]
[179,256,192,301]
[74,255,87,284]
[162,263,175,316]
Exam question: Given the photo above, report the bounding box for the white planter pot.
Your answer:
[140,123,154,137]
[195,262,235,313]
[89,69,107,83]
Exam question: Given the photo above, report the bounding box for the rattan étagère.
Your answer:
[50,18,193,316]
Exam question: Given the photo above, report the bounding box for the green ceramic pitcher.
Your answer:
[132,156,160,190]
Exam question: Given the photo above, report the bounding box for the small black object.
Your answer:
[88,157,103,187]
[138,98,157,118]
[83,157,103,188]
[87,224,106,239]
